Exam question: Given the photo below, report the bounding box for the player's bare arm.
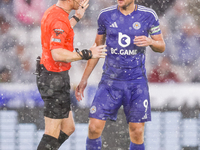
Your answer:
[75,34,106,101]
[134,33,165,53]
[51,44,107,63]
[70,0,89,28]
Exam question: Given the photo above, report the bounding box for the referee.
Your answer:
[36,0,107,149]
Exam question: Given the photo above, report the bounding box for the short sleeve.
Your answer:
[50,20,69,50]
[97,12,106,35]
[148,11,161,35]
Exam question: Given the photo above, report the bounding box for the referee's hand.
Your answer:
[90,43,107,59]
[75,0,89,19]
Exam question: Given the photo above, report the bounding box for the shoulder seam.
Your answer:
[137,5,158,21]
[98,5,117,18]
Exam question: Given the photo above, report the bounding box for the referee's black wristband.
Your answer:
[72,15,80,22]
[75,48,92,60]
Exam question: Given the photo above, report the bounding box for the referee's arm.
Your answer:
[51,48,82,62]
[51,44,107,63]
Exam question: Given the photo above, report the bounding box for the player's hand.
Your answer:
[75,80,87,102]
[75,0,89,19]
[90,43,107,59]
[134,36,153,47]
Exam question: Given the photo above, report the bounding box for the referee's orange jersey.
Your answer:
[40,5,74,72]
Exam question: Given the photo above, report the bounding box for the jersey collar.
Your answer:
[117,4,138,16]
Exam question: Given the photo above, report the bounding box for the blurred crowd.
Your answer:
[146,0,200,83]
[0,0,200,84]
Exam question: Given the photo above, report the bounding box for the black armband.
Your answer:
[75,48,92,60]
[72,15,80,22]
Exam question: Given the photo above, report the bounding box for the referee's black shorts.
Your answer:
[36,65,71,119]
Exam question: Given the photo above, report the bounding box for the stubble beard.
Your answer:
[121,0,134,10]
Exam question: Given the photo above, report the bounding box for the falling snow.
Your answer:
[0,0,200,150]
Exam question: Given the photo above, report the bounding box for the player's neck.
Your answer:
[119,3,135,15]
[56,1,71,14]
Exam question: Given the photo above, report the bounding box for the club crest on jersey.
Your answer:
[54,29,64,36]
[133,22,141,30]
[90,106,96,114]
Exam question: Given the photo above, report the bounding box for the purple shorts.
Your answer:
[89,79,151,123]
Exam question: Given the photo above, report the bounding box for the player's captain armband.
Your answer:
[149,26,161,35]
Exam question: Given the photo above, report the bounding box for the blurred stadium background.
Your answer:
[0,0,200,150]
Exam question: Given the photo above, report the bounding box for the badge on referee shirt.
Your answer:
[54,29,64,36]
